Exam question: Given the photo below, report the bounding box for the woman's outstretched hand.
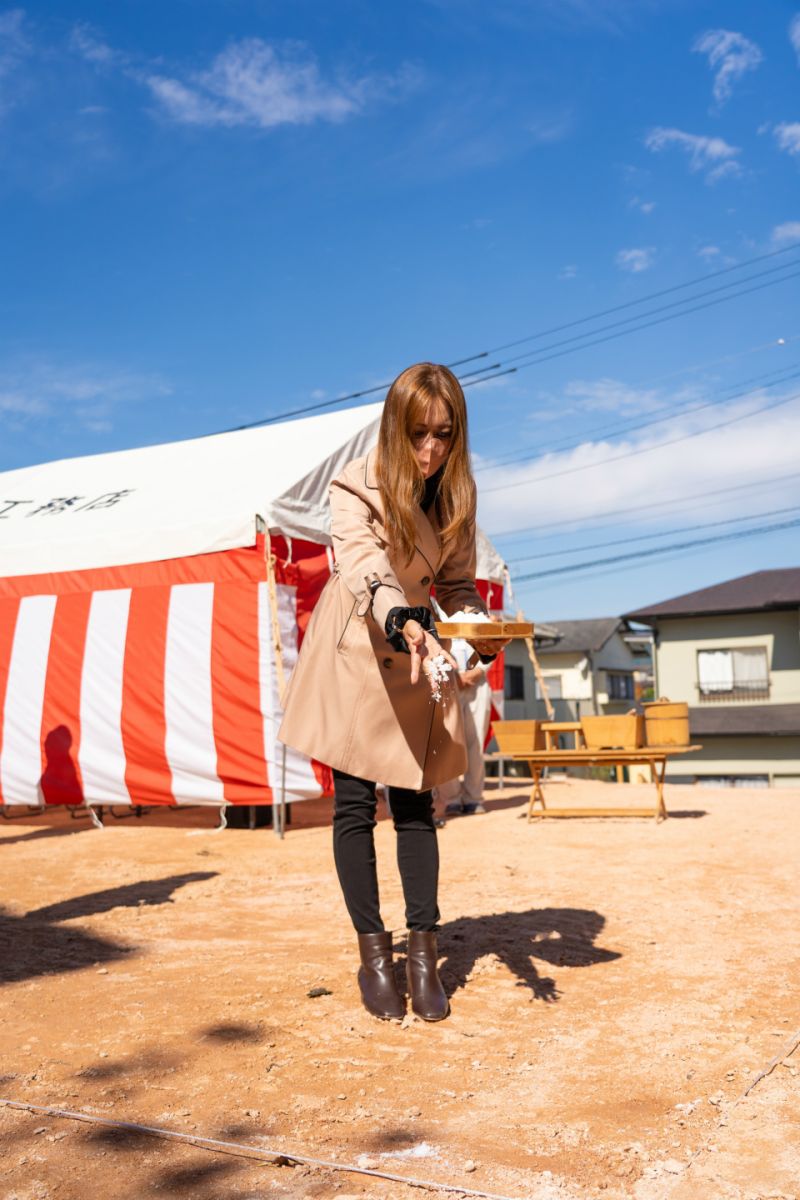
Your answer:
[468,613,511,658]
[402,620,459,695]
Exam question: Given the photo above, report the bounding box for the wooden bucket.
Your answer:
[643,699,690,747]
[491,720,546,754]
[580,712,644,750]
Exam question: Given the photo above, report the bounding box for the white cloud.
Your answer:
[772,221,800,246]
[697,243,737,266]
[0,389,47,416]
[477,389,800,536]
[563,378,666,415]
[0,8,27,61]
[558,264,577,280]
[697,245,720,260]
[69,23,118,66]
[790,14,800,63]
[142,38,417,129]
[0,360,172,433]
[692,29,763,106]
[774,122,800,156]
[527,112,573,144]
[0,8,29,111]
[644,127,741,183]
[629,196,656,214]
[616,246,655,273]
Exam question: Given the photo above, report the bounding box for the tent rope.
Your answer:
[0,1097,523,1200]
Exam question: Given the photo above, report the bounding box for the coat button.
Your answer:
[421,575,430,585]
[382,657,393,669]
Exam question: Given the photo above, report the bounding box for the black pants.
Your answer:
[332,769,440,934]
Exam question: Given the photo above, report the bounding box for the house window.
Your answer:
[505,664,525,701]
[607,672,634,700]
[696,647,769,701]
[696,775,769,788]
[535,674,562,699]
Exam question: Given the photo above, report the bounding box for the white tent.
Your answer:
[0,404,506,816]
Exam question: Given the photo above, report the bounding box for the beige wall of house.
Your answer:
[666,735,800,784]
[654,611,800,705]
[503,631,644,720]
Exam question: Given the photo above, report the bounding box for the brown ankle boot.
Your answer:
[406,930,449,1021]
[357,932,405,1021]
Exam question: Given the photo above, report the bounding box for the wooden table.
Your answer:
[541,720,585,750]
[506,746,702,822]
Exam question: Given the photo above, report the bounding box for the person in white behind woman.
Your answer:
[435,636,493,816]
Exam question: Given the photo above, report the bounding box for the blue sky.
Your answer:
[1,0,799,620]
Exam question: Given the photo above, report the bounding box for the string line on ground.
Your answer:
[0,1097,525,1200]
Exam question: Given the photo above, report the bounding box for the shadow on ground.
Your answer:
[0,872,217,985]
[0,822,96,846]
[433,906,620,1002]
[201,1022,271,1045]
[29,871,218,922]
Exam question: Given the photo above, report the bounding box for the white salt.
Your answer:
[446,608,493,624]
[427,653,453,703]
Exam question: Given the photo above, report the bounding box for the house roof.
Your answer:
[625,568,800,624]
[689,703,800,738]
[538,617,622,655]
[533,621,560,645]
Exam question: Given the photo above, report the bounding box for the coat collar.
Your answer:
[364,452,443,575]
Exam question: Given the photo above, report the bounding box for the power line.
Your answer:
[481,389,800,494]
[475,364,800,472]
[511,537,766,597]
[467,332,796,442]
[489,468,800,540]
[495,259,800,369]
[628,333,800,389]
[505,503,800,565]
[481,240,800,356]
[512,514,800,583]
[216,241,800,433]
[466,265,800,385]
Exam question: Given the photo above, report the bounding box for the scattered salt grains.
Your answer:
[427,654,453,703]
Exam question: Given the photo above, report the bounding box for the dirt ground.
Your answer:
[1,776,798,1200]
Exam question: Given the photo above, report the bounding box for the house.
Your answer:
[625,568,800,788]
[503,618,653,722]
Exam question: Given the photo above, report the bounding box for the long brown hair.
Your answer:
[375,362,476,564]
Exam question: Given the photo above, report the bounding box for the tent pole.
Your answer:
[277,742,287,841]
[264,526,287,840]
[522,622,555,722]
[264,529,287,708]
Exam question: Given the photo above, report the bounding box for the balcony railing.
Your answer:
[696,680,770,703]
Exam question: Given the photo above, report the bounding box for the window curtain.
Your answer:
[697,649,733,693]
[536,674,563,699]
[732,647,768,687]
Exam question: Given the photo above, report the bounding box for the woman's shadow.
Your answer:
[433,907,620,1003]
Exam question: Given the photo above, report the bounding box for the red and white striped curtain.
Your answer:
[0,537,327,809]
[476,579,505,742]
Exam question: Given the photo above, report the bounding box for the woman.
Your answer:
[279,362,500,1023]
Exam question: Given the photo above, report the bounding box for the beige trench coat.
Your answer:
[278,453,488,790]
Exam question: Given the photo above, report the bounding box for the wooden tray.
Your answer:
[435,621,534,639]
